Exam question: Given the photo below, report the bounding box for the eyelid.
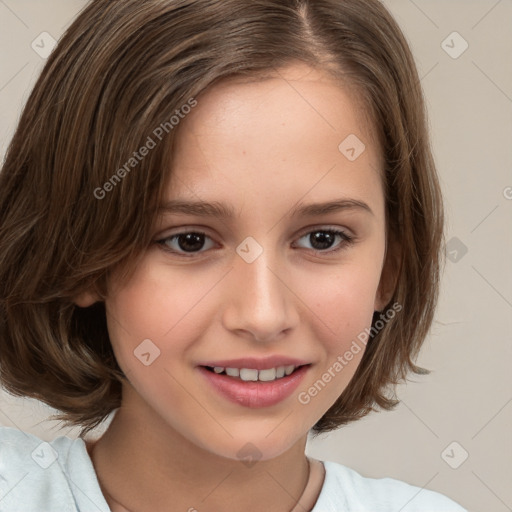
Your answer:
[155,224,355,258]
[292,225,354,253]
[294,224,354,240]
[155,223,353,240]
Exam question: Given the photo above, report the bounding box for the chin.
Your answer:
[191,424,307,463]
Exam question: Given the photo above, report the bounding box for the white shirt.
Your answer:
[0,426,467,511]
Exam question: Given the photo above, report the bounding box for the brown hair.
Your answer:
[0,0,444,439]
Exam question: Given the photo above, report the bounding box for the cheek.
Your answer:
[106,261,215,345]
[305,255,383,341]
[295,273,375,413]
[295,252,383,409]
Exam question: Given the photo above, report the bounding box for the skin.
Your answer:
[75,62,397,512]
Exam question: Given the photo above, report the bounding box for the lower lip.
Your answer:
[197,365,310,408]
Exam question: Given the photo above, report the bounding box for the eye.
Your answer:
[156,230,215,257]
[155,227,354,258]
[293,228,354,254]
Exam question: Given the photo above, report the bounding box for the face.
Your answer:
[89,63,393,462]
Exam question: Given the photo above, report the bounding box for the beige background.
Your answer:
[0,1,511,511]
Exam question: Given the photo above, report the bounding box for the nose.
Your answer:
[221,247,299,343]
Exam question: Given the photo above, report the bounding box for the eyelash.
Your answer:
[155,227,355,258]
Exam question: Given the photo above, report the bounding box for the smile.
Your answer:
[198,364,311,408]
[204,365,301,381]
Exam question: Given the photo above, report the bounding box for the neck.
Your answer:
[88,406,322,512]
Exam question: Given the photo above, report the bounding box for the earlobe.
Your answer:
[73,290,101,308]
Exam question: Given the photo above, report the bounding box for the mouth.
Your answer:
[201,364,310,382]
[197,364,312,408]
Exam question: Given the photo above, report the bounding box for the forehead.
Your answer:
[180,63,376,147]
[165,63,383,215]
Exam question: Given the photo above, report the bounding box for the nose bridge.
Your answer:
[241,245,280,301]
[222,238,297,340]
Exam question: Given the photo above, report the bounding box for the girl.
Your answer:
[0,1,467,510]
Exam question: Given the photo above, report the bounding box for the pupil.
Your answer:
[311,231,334,250]
[178,233,204,252]
[175,231,334,253]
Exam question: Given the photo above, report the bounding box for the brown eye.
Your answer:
[157,231,215,256]
[295,229,354,254]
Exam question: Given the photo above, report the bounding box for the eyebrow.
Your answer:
[157,198,373,218]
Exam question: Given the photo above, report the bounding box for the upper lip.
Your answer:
[197,356,311,371]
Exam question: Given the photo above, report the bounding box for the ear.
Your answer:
[73,290,102,308]
[374,234,400,312]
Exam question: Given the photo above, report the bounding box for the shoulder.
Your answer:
[0,424,74,473]
[0,425,109,512]
[314,460,467,511]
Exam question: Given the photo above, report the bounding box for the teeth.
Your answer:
[258,368,276,381]
[284,365,295,375]
[210,365,299,381]
[225,367,240,377]
[240,368,258,381]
